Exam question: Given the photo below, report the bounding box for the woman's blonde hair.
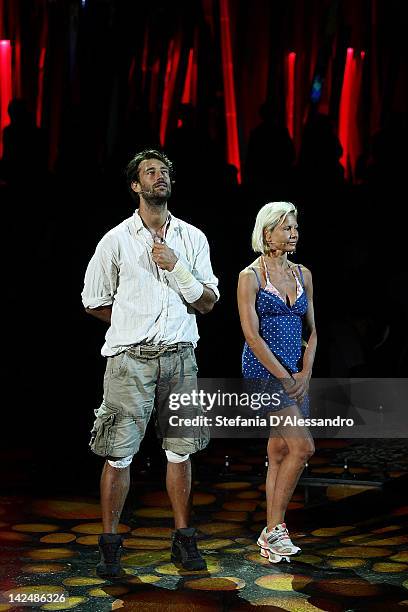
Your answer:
[251,201,298,254]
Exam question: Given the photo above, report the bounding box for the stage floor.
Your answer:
[0,439,407,611]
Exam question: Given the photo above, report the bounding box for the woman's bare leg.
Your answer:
[267,405,314,530]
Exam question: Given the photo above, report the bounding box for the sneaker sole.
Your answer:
[171,553,206,571]
[257,538,301,556]
[259,547,291,563]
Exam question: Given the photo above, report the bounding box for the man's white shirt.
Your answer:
[82,210,219,356]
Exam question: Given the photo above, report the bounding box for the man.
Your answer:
[82,149,219,578]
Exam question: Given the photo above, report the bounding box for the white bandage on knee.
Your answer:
[165,450,190,463]
[168,260,204,303]
[108,455,133,468]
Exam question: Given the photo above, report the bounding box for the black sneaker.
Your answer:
[96,533,125,578]
[171,527,206,570]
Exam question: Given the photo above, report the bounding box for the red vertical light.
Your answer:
[286,52,296,140]
[0,40,12,158]
[339,48,364,181]
[160,38,182,146]
[219,0,241,183]
[181,49,194,104]
[36,48,46,128]
[339,48,354,179]
[141,29,149,90]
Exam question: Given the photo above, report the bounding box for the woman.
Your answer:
[237,201,316,562]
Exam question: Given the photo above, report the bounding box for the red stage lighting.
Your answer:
[0,39,12,158]
[286,52,296,140]
[219,0,241,183]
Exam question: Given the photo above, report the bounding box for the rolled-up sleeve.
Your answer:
[81,238,119,309]
[192,234,220,301]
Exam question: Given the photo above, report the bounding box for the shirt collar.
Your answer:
[132,209,180,234]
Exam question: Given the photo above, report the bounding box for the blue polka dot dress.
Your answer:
[242,262,310,417]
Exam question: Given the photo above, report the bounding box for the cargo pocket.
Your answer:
[89,411,117,457]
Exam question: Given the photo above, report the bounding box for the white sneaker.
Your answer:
[257,523,301,557]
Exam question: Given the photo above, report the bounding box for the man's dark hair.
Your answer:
[125,149,174,202]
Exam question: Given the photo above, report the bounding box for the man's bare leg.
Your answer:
[100,461,130,533]
[166,459,192,529]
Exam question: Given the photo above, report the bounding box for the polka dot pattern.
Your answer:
[242,266,309,417]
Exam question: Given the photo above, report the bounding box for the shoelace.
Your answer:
[267,527,292,546]
[179,535,200,558]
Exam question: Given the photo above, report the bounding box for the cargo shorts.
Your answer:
[89,343,210,458]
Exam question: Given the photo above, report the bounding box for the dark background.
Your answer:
[0,0,407,474]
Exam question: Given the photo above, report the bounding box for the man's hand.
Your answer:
[152,240,178,271]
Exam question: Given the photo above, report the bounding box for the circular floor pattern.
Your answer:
[326,558,366,569]
[23,548,77,560]
[131,527,173,539]
[184,577,246,591]
[313,577,384,597]
[360,536,408,546]
[373,525,401,534]
[391,552,408,563]
[222,501,257,512]
[199,522,243,535]
[71,522,130,534]
[322,546,393,558]
[125,574,161,584]
[311,467,344,474]
[12,523,60,533]
[110,590,220,610]
[40,533,77,544]
[75,535,98,545]
[40,597,88,610]
[254,573,313,591]
[212,511,248,522]
[63,577,105,586]
[155,556,221,576]
[122,550,170,567]
[248,595,342,611]
[245,551,274,566]
[235,491,262,500]
[198,538,234,550]
[326,485,375,500]
[294,555,323,566]
[122,538,171,550]
[32,499,101,519]
[88,586,130,597]
[339,534,372,544]
[134,507,174,518]
[213,482,251,491]
[139,491,216,507]
[235,538,254,545]
[311,526,354,537]
[372,562,408,573]
[0,530,32,542]
[3,586,65,600]
[24,563,70,574]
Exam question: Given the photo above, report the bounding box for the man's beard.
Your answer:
[140,187,171,207]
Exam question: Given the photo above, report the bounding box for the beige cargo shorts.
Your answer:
[89,343,210,458]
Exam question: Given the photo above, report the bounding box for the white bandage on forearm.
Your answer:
[169,259,204,303]
[165,450,190,463]
[108,455,133,468]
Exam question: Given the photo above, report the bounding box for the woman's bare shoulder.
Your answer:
[239,258,261,276]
